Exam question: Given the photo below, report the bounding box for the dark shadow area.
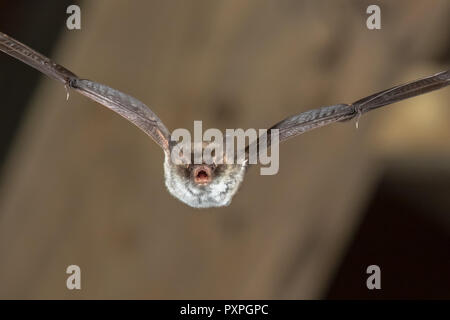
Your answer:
[0,0,78,174]
[326,159,450,299]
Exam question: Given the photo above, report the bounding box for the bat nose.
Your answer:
[193,165,212,185]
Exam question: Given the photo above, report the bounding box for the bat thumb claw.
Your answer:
[65,85,70,101]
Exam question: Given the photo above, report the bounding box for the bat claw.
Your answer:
[354,104,362,129]
[65,84,70,101]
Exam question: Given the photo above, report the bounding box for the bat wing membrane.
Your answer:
[246,70,449,154]
[0,32,171,151]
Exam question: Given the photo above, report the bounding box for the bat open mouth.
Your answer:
[193,165,212,185]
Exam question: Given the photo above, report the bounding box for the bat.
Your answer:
[1,32,449,208]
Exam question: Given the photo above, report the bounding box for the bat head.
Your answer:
[163,146,247,208]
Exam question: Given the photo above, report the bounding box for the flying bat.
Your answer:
[1,32,449,208]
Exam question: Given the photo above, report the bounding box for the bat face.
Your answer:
[163,153,247,208]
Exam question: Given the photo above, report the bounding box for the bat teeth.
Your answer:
[193,165,212,185]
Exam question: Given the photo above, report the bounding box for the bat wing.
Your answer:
[247,70,449,154]
[0,32,171,152]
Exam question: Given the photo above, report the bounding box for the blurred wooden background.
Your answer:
[0,0,449,299]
